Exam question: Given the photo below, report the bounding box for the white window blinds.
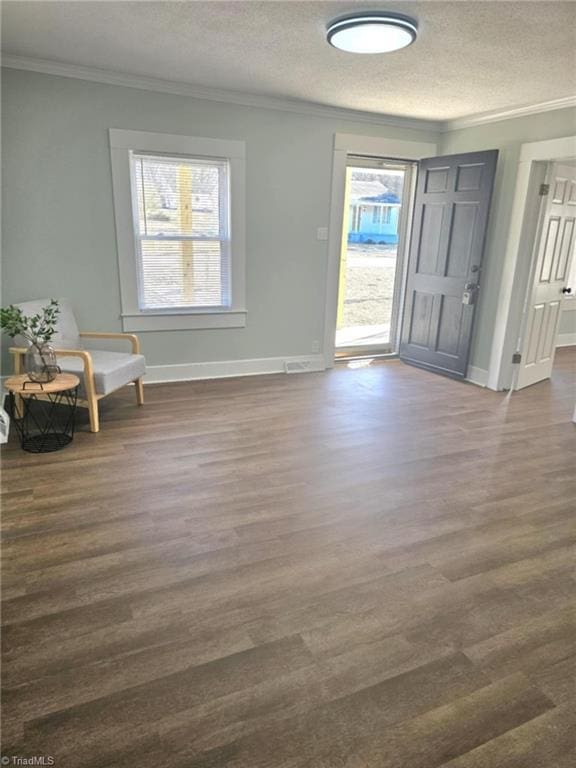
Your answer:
[131,152,231,311]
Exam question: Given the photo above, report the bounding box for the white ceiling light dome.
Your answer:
[327,12,418,54]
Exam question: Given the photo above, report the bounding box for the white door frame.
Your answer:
[487,134,576,390]
[515,162,576,389]
[323,133,437,369]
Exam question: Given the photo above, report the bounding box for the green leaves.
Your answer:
[0,299,61,346]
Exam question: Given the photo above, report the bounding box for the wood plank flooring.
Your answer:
[2,349,575,767]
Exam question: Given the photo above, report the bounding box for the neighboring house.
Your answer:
[348,180,401,244]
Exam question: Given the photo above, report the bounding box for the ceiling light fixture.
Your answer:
[326,12,418,54]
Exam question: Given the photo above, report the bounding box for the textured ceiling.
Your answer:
[2,1,575,121]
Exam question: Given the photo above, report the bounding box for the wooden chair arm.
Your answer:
[9,346,95,379]
[8,347,27,375]
[52,348,95,376]
[79,332,140,355]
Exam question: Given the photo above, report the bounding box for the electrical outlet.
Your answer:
[311,340,320,353]
[316,227,328,241]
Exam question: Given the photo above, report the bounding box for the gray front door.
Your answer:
[399,150,498,378]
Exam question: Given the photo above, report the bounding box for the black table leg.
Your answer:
[8,387,78,453]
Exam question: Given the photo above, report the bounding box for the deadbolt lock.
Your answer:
[462,283,478,305]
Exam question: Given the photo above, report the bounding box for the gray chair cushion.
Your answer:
[13,298,81,350]
[58,350,146,396]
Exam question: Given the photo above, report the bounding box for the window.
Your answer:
[110,129,246,332]
[132,153,230,311]
[372,206,392,226]
[350,205,362,232]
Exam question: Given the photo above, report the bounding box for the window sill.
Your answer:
[121,310,247,332]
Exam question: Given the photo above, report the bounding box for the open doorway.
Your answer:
[334,157,415,358]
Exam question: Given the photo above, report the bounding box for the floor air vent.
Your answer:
[284,359,314,374]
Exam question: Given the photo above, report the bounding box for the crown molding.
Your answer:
[442,95,576,132]
[1,54,439,133]
[4,54,575,135]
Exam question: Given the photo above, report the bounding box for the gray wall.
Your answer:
[1,68,439,368]
[559,304,576,338]
[559,257,576,339]
[439,107,576,371]
[4,68,575,376]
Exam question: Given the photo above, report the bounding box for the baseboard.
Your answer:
[144,355,326,384]
[556,333,576,348]
[466,365,489,388]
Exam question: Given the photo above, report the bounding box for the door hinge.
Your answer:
[539,183,550,196]
[512,352,522,364]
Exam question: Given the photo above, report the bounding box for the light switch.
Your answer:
[316,227,328,241]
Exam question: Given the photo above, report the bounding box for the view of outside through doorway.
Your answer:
[336,165,405,350]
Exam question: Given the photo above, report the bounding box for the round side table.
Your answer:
[4,373,80,453]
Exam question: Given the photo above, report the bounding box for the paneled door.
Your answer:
[399,150,498,378]
[516,164,576,389]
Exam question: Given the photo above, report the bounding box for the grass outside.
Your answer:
[339,243,397,331]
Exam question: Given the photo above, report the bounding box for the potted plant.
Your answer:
[1,299,61,383]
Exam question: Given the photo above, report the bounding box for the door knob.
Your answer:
[562,287,572,294]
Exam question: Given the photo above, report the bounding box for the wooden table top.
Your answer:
[3,373,80,394]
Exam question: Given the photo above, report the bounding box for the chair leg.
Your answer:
[84,370,100,433]
[134,378,144,406]
[87,394,100,433]
[13,352,23,417]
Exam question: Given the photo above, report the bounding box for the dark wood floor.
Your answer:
[2,349,575,767]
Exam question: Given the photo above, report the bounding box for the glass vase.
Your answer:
[24,343,59,383]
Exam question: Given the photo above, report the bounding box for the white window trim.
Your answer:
[109,128,246,331]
